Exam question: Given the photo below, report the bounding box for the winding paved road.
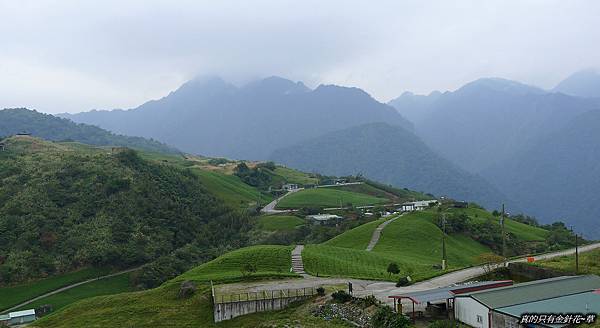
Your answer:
[260,188,303,214]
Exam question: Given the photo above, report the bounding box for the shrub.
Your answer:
[395,276,411,287]
[316,286,325,296]
[371,306,411,328]
[331,290,352,303]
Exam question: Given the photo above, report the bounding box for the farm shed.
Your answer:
[389,280,513,322]
[454,275,600,328]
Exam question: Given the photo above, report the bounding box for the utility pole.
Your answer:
[575,232,579,274]
[501,204,506,258]
[442,213,447,270]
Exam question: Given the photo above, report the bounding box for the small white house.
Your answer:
[398,200,439,212]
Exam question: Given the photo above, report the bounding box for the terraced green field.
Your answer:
[276,188,389,209]
[447,207,549,241]
[0,267,113,312]
[257,215,305,231]
[192,169,272,208]
[324,217,388,249]
[304,211,491,281]
[173,245,297,284]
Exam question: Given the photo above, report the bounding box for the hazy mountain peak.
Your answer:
[458,77,546,96]
[243,76,311,94]
[553,69,600,98]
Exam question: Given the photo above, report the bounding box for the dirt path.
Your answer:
[1,267,140,314]
[366,214,404,251]
[214,242,600,306]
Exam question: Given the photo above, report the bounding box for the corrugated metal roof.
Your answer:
[389,281,512,304]
[495,291,600,317]
[459,275,600,309]
[9,309,36,318]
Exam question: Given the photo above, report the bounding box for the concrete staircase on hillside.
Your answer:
[291,245,307,275]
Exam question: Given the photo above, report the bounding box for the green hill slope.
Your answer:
[0,136,247,285]
[0,108,177,154]
[276,187,389,209]
[31,245,343,328]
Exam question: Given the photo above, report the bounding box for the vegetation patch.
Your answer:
[192,168,272,208]
[324,217,388,249]
[276,188,389,209]
[256,215,305,231]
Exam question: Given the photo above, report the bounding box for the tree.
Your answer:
[476,253,505,279]
[387,262,400,277]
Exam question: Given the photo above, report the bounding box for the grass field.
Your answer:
[276,188,389,209]
[256,215,305,231]
[192,169,273,208]
[534,248,600,275]
[173,245,298,284]
[447,207,549,241]
[32,245,343,328]
[272,166,319,185]
[0,267,113,312]
[303,211,491,281]
[324,217,388,249]
[14,273,135,313]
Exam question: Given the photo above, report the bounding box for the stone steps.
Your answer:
[291,245,306,274]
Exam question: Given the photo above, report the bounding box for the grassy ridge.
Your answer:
[276,188,389,209]
[257,215,305,231]
[172,245,297,284]
[0,267,112,312]
[324,217,388,249]
[447,207,549,241]
[192,169,273,208]
[304,211,491,281]
[272,166,319,185]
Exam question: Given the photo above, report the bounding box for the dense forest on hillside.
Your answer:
[0,108,177,154]
[0,137,248,285]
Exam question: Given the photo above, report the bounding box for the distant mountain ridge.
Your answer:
[270,122,511,210]
[553,69,600,98]
[389,77,600,173]
[0,108,178,154]
[62,76,413,160]
[483,109,600,238]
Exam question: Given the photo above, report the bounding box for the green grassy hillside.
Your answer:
[0,136,247,285]
[324,217,387,249]
[304,211,491,281]
[192,169,273,208]
[535,248,600,275]
[31,245,343,328]
[276,188,389,209]
[447,207,549,241]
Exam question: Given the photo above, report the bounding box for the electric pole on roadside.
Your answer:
[501,204,507,258]
[575,229,579,275]
[442,213,447,270]
[570,225,580,275]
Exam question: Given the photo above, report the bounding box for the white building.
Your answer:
[282,183,299,191]
[454,275,600,328]
[0,309,37,326]
[398,200,439,212]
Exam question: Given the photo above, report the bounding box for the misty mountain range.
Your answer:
[48,69,600,237]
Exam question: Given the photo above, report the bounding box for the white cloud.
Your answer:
[1,0,599,113]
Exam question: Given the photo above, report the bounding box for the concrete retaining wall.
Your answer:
[213,296,311,322]
[507,262,567,281]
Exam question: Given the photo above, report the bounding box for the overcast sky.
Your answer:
[1,0,599,114]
